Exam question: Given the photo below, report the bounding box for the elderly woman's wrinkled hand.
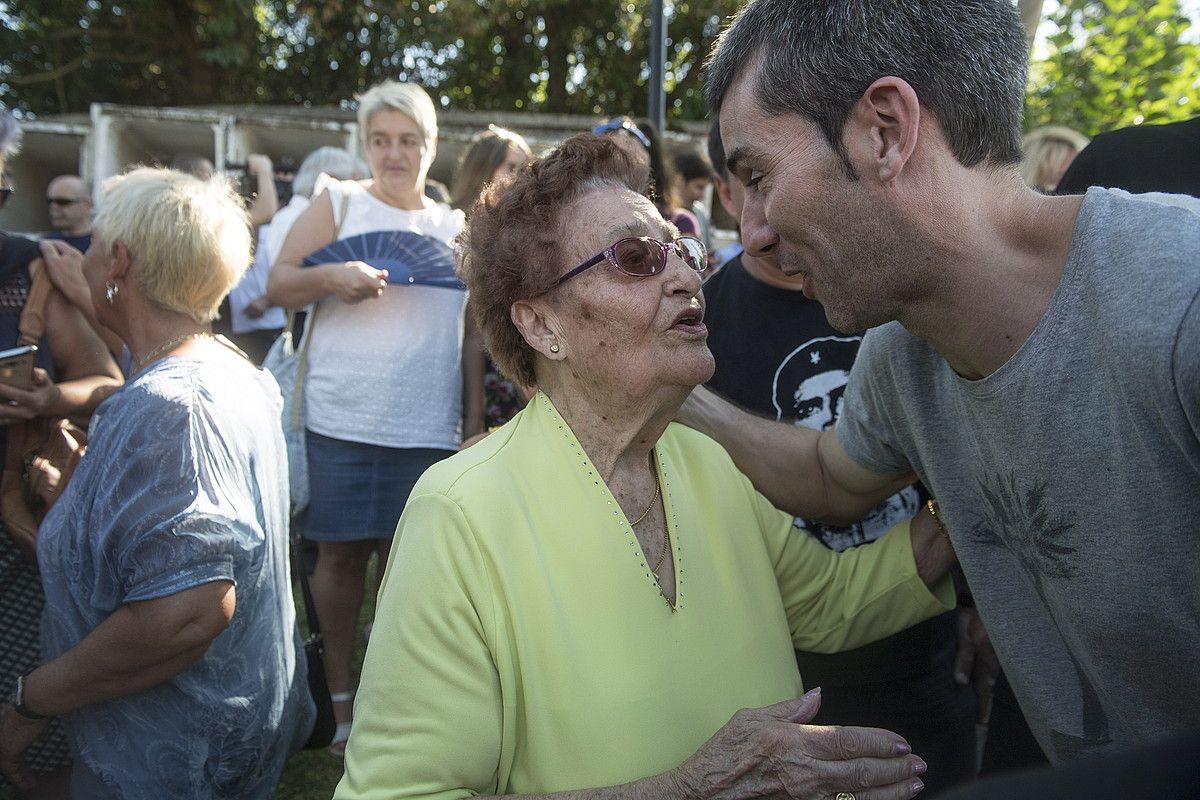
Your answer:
[670,690,928,800]
[0,369,59,425]
[333,260,390,303]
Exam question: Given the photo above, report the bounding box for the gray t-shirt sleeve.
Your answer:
[835,324,914,476]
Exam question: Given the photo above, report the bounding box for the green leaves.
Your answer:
[1026,0,1200,136]
[2,0,1194,132]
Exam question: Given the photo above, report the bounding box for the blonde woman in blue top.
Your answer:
[0,167,313,797]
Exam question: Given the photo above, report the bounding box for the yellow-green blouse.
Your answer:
[337,393,952,799]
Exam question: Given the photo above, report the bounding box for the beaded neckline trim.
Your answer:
[538,393,682,612]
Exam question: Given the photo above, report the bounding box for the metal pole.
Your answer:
[648,0,666,133]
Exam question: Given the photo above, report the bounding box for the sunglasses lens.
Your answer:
[676,238,706,271]
[613,238,662,276]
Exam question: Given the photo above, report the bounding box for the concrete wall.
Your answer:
[0,119,90,235]
[1,104,726,241]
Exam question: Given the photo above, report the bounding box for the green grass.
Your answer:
[275,556,380,799]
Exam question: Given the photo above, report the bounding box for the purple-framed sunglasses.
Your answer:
[553,235,707,288]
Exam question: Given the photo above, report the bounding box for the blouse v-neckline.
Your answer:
[535,392,684,612]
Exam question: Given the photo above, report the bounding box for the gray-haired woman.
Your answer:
[267,80,477,755]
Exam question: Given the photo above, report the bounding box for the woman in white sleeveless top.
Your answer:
[267,81,471,755]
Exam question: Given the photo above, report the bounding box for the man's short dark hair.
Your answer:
[673,150,713,183]
[705,0,1027,173]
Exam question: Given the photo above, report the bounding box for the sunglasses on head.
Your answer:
[47,197,82,206]
[592,119,652,151]
[554,235,707,288]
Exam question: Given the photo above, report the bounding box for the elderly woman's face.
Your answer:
[547,185,713,397]
[365,109,431,196]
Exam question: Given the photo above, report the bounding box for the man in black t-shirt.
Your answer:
[703,121,979,794]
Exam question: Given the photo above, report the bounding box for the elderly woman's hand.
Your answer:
[0,369,60,425]
[331,261,390,304]
[669,690,927,800]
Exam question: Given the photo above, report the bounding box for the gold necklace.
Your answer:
[629,479,670,575]
[649,523,671,575]
[135,332,212,373]
[629,479,660,526]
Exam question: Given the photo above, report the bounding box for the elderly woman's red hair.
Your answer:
[457,134,643,388]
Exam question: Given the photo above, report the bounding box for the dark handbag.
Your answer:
[290,529,336,749]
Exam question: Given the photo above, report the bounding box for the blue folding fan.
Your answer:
[302,229,464,290]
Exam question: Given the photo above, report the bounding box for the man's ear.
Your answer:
[713,173,739,220]
[846,77,921,183]
[511,298,565,360]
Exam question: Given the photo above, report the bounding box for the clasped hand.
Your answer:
[672,689,928,800]
[333,261,389,303]
[0,369,58,426]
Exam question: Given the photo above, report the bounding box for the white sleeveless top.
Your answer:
[303,180,466,449]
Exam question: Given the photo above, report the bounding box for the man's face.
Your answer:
[718,67,908,333]
[680,176,709,207]
[46,176,92,234]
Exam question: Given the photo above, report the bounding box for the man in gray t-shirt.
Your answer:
[687,0,1200,767]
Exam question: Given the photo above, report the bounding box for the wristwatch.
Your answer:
[11,669,49,720]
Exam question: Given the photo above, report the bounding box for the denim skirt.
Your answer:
[303,430,453,541]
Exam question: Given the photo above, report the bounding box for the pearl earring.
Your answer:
[105,281,119,303]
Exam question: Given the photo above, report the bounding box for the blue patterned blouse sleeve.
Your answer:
[100,378,264,604]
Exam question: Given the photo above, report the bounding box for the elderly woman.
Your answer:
[336,135,956,800]
[0,168,314,798]
[267,80,472,755]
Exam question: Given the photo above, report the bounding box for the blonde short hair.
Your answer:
[1020,125,1091,192]
[356,81,438,150]
[95,167,251,323]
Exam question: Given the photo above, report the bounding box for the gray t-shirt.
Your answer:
[838,187,1200,763]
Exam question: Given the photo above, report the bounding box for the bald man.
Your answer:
[43,174,93,252]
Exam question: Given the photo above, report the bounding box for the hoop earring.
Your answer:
[549,342,560,354]
[105,281,119,303]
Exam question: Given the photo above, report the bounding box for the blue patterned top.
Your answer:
[36,351,315,799]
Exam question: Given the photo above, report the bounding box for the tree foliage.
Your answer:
[0,0,739,121]
[2,0,1197,134]
[1025,0,1200,135]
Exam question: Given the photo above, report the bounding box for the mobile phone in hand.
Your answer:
[0,345,38,390]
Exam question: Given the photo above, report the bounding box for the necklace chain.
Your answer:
[135,332,212,372]
[629,479,659,526]
[630,478,670,576]
[649,523,671,575]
